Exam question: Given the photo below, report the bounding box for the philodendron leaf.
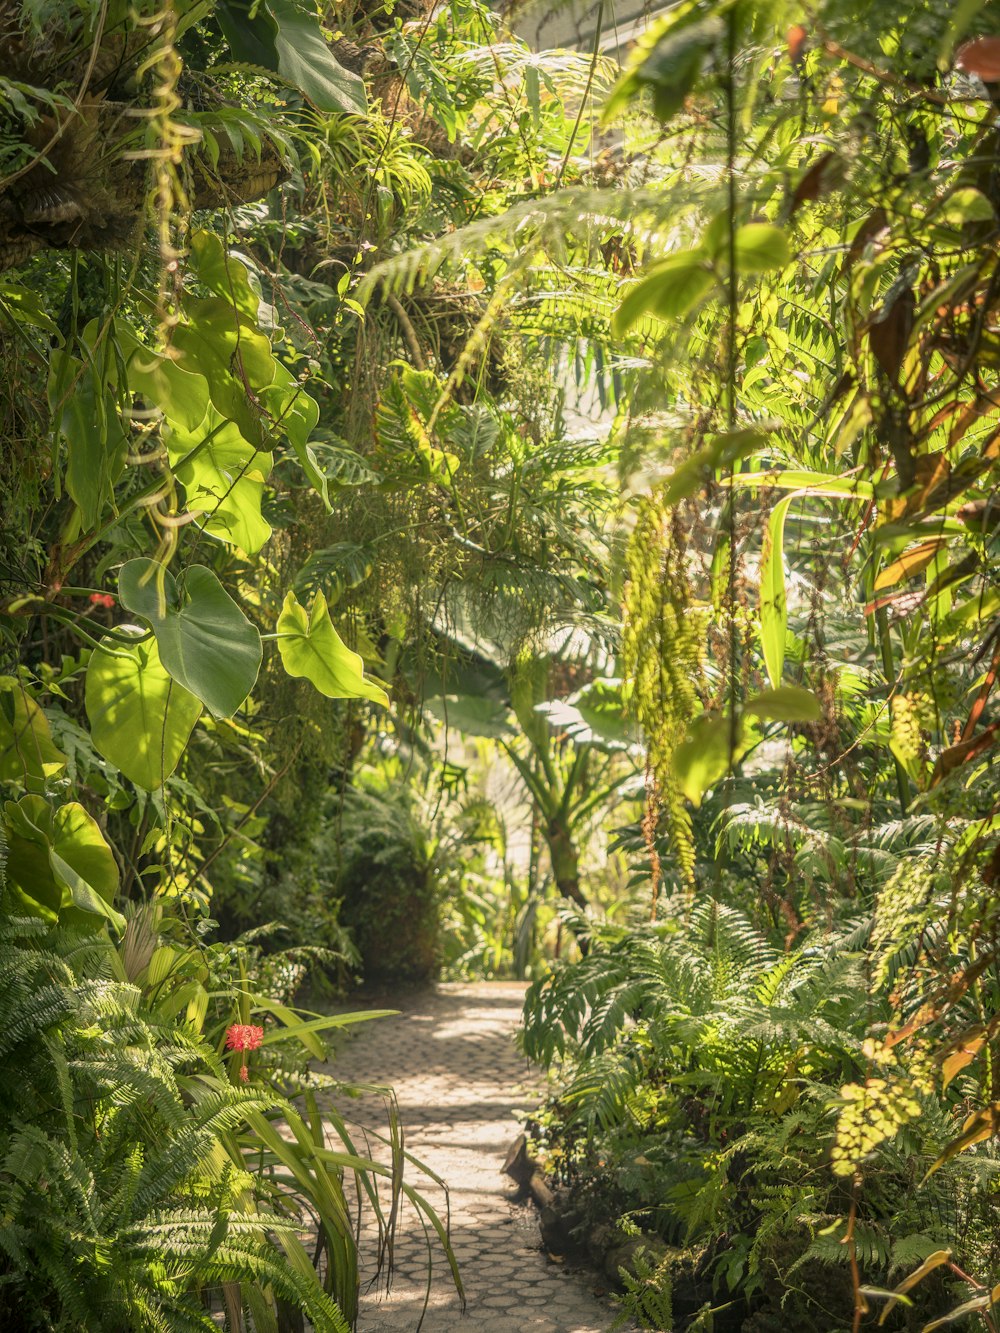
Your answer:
[119,559,261,719]
[0,680,67,787]
[744,686,822,723]
[672,712,743,805]
[612,249,714,336]
[4,794,124,932]
[277,590,389,706]
[85,630,203,789]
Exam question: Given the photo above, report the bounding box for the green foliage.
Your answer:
[329,779,442,985]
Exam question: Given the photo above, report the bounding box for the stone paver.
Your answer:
[324,982,622,1333]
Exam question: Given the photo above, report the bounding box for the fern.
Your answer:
[611,1248,674,1331]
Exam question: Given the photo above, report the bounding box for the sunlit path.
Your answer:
[326,983,622,1333]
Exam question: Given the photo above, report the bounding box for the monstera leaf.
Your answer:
[4,795,124,932]
[118,559,262,719]
[85,631,203,789]
[277,591,389,706]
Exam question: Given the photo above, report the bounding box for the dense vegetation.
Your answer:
[3,0,1000,1329]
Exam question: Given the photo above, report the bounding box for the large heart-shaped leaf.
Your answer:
[85,631,203,789]
[119,559,262,719]
[171,297,276,449]
[166,407,273,554]
[0,681,67,787]
[277,590,389,706]
[4,795,124,932]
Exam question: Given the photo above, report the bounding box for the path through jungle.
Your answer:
[327,982,623,1332]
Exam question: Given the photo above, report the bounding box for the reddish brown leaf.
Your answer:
[790,152,845,215]
[956,36,1000,82]
[847,207,889,265]
[787,24,808,64]
[868,288,915,382]
[931,720,1000,787]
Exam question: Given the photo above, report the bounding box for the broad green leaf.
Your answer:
[0,682,67,786]
[4,794,124,932]
[171,297,276,449]
[269,0,367,115]
[216,0,280,66]
[732,223,790,272]
[744,686,822,723]
[218,0,367,115]
[189,229,263,321]
[425,693,514,738]
[612,250,714,335]
[672,712,742,805]
[277,591,389,706]
[85,631,203,789]
[48,351,128,530]
[759,494,794,688]
[118,559,262,719]
[536,678,637,751]
[604,15,722,123]
[262,361,329,508]
[705,218,790,273]
[928,187,995,244]
[125,335,211,432]
[167,407,273,554]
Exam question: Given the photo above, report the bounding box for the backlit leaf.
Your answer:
[277,590,389,706]
[85,631,203,789]
[119,559,262,719]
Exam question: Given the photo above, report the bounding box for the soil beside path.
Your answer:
[324,981,624,1333]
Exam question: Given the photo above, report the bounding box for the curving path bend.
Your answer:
[324,982,623,1333]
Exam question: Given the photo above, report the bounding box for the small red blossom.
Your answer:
[88,593,115,609]
[226,1023,264,1085]
[225,1023,264,1052]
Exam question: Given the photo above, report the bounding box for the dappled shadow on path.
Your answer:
[321,982,623,1333]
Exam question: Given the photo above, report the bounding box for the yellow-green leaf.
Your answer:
[276,591,389,706]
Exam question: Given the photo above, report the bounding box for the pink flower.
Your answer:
[88,593,115,609]
[239,1065,249,1082]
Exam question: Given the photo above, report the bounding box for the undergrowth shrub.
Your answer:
[324,783,442,985]
[521,902,1000,1332]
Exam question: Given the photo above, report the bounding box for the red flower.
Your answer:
[225,1023,264,1085]
[88,593,115,609]
[225,1023,264,1052]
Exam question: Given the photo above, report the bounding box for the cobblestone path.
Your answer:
[326,982,622,1333]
